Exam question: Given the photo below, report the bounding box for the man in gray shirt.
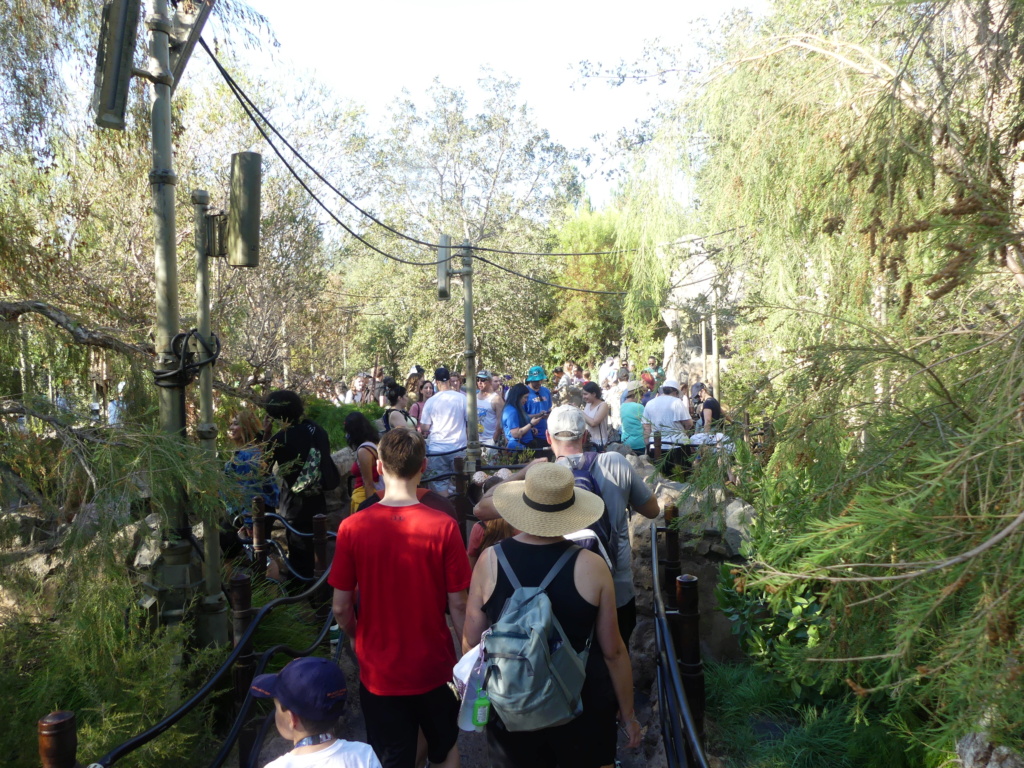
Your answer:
[474,405,660,645]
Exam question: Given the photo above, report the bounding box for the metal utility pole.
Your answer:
[458,241,480,474]
[144,0,198,629]
[192,189,228,648]
[437,237,480,474]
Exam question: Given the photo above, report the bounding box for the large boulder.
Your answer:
[958,733,1024,768]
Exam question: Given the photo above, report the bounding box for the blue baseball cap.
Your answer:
[250,657,347,721]
[526,365,547,382]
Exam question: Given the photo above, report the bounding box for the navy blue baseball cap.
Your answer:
[250,657,347,721]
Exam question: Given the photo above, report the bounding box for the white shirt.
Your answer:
[606,381,628,429]
[476,390,499,445]
[266,740,381,768]
[419,389,468,450]
[642,394,691,446]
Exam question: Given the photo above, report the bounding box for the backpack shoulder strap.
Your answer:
[537,545,580,591]
[579,451,599,475]
[493,542,521,591]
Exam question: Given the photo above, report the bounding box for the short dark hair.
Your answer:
[284,707,339,738]
[378,427,425,479]
[265,390,303,422]
[662,386,679,396]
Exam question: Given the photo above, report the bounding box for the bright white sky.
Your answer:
[206,0,770,206]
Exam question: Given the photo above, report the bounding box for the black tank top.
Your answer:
[482,538,614,706]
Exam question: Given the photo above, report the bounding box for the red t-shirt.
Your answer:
[328,502,472,696]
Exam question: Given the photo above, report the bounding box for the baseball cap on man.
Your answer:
[547,405,585,440]
[526,365,547,382]
[476,369,491,379]
[661,379,681,394]
[250,657,347,721]
[434,366,450,382]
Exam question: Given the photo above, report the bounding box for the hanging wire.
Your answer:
[200,37,448,267]
[200,39,635,259]
[471,252,626,295]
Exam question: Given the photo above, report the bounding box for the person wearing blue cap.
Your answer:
[250,656,381,768]
[523,365,553,453]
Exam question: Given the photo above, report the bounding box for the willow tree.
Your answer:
[619,0,1024,753]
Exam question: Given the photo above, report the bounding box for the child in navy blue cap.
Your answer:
[251,657,381,768]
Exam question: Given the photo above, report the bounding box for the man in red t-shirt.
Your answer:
[330,428,471,768]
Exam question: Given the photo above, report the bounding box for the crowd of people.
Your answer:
[218,356,728,768]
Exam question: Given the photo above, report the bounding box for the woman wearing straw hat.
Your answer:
[462,462,642,767]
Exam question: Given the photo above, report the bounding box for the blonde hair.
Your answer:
[233,409,263,446]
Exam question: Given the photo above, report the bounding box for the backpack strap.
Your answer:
[493,542,579,593]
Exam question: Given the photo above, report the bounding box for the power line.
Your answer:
[200,38,447,267]
[471,252,626,295]
[201,40,634,259]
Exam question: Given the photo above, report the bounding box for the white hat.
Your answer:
[547,405,585,441]
[661,379,681,393]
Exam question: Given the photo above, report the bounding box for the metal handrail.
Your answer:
[650,524,711,768]
[263,512,337,539]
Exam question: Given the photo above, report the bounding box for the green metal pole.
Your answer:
[147,0,191,625]
[460,241,479,474]
[192,189,228,647]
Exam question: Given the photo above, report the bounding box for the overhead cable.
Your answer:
[200,37,447,267]
[201,40,633,259]
[471,252,626,295]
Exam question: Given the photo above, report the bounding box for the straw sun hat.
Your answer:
[492,462,603,538]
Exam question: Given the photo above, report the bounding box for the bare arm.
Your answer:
[472,458,547,522]
[636,494,661,519]
[332,589,357,640]
[357,447,376,492]
[448,589,468,651]
[462,550,495,653]
[582,401,610,427]
[702,407,713,433]
[581,552,634,753]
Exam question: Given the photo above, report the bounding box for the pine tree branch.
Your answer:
[0,300,155,359]
[761,508,1024,583]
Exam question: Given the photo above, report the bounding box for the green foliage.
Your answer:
[706,661,929,768]
[0,542,225,767]
[614,0,1024,753]
[304,399,383,452]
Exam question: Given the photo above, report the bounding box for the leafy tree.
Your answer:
[614,0,1024,754]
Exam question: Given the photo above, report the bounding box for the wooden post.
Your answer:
[653,432,663,461]
[312,513,331,631]
[251,496,267,579]
[452,457,471,545]
[230,574,255,684]
[38,711,81,768]
[663,504,681,599]
[675,574,705,746]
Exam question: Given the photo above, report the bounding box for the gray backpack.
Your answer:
[482,544,591,732]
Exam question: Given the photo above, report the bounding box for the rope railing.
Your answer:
[36,514,336,768]
[650,522,711,768]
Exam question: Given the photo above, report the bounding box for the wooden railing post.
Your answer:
[662,504,681,600]
[251,497,267,579]
[675,574,705,747]
[38,711,80,768]
[312,513,331,631]
[230,572,256,766]
[451,456,471,545]
[653,432,663,461]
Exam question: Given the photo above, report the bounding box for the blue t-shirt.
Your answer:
[523,385,552,440]
[225,447,280,522]
[502,405,535,450]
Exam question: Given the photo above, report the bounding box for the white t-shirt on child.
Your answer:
[266,739,381,768]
